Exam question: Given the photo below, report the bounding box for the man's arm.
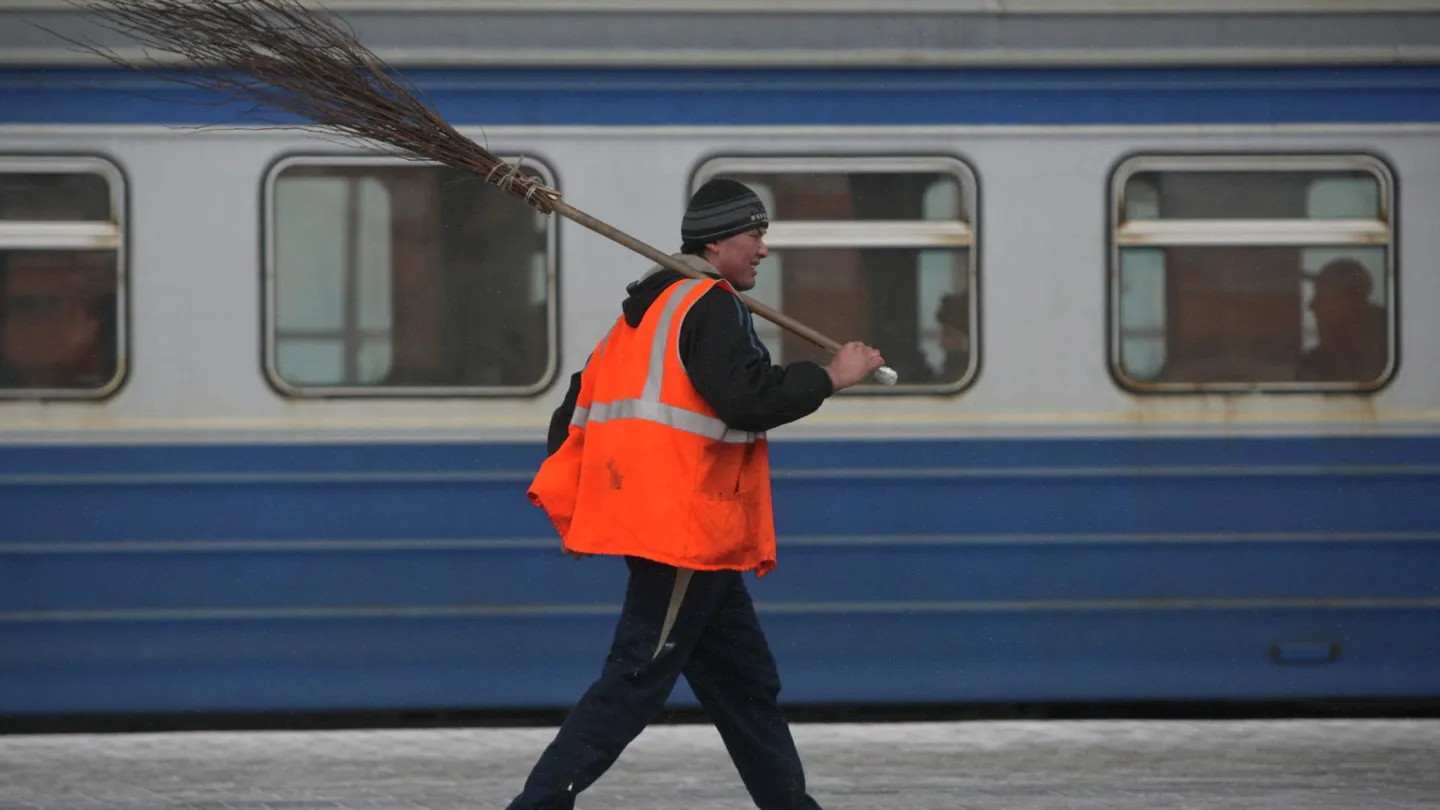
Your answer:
[545,366,584,456]
[678,288,835,433]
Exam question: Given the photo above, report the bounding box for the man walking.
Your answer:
[515,178,885,810]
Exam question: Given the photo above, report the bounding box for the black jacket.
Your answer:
[545,265,835,454]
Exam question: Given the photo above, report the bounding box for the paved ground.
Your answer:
[1,719,1437,810]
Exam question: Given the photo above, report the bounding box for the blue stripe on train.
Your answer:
[1,436,1438,543]
[4,532,1437,612]
[3,433,1437,476]
[1,66,1438,125]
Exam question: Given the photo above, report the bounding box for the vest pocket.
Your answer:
[686,488,762,567]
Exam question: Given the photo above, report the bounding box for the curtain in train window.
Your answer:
[0,160,125,397]
[1110,156,1394,392]
[267,159,556,395]
[692,158,978,394]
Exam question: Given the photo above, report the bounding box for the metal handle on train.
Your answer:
[552,200,900,387]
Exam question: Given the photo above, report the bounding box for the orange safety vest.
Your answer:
[527,275,777,577]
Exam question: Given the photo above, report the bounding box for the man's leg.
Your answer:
[682,573,824,810]
[506,556,726,810]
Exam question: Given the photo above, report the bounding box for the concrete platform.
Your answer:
[1,718,1437,809]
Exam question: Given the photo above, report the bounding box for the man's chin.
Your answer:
[720,268,758,291]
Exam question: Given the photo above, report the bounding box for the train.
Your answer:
[1,0,1438,721]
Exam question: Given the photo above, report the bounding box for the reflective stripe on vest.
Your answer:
[571,400,756,444]
[571,278,760,445]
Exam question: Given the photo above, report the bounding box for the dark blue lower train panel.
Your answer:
[1,436,1438,715]
[3,606,1436,714]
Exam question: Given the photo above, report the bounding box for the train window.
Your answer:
[0,159,125,398]
[1110,155,1395,393]
[264,157,557,396]
[691,157,977,394]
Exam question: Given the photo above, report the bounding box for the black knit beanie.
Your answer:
[680,178,768,254]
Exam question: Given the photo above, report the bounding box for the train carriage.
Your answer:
[0,0,1437,720]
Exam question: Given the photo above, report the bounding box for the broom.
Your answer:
[50,0,899,387]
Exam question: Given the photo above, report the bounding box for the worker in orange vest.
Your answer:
[513,178,885,810]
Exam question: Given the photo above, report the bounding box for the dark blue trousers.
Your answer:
[505,556,824,810]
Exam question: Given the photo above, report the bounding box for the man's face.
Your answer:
[707,227,768,292]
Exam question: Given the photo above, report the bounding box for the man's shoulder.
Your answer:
[680,283,745,326]
[681,284,773,361]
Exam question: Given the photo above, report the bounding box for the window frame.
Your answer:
[0,154,129,401]
[689,154,981,396]
[261,152,561,399]
[1106,152,1398,395]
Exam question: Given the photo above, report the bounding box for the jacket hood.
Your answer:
[621,253,722,327]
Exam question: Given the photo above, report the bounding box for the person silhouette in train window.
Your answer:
[1296,258,1387,384]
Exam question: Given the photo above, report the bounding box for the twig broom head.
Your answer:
[58,0,560,213]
